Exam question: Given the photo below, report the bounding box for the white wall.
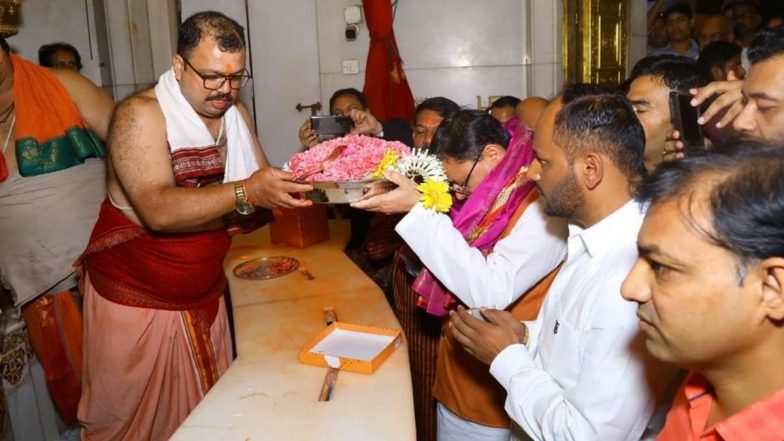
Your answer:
[314,0,563,109]
[629,0,649,71]
[8,0,103,86]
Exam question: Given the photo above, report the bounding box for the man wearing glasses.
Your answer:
[77,11,313,441]
[352,110,566,440]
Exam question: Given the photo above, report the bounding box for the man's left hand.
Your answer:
[449,306,527,366]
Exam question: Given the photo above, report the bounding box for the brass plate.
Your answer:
[233,256,300,280]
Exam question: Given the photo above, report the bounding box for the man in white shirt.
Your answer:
[450,85,674,441]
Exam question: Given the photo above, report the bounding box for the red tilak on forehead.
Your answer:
[225,63,233,73]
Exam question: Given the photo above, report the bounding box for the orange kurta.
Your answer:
[432,191,560,428]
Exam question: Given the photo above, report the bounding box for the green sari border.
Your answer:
[16,126,105,177]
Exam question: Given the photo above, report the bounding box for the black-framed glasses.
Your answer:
[449,152,482,196]
[180,56,251,90]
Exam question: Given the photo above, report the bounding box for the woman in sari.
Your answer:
[353,110,566,440]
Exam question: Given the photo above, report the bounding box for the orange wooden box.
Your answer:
[298,322,402,374]
[269,205,329,248]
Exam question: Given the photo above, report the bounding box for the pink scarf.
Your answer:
[413,118,536,316]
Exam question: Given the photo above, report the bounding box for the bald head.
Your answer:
[516,96,549,130]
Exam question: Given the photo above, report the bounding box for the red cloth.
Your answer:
[78,198,230,321]
[362,0,415,123]
[657,372,784,441]
[22,291,83,423]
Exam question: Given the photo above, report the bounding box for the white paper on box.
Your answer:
[309,328,396,361]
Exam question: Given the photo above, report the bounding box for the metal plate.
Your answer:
[233,256,300,280]
[295,179,396,204]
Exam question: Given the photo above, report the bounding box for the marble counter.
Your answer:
[170,220,415,441]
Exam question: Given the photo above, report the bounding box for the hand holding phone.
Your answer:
[669,92,705,154]
[310,115,352,136]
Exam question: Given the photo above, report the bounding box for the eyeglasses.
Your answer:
[449,152,482,196]
[180,56,251,90]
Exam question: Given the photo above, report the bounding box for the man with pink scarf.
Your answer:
[353,110,567,440]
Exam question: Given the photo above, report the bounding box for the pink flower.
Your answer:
[289,134,411,181]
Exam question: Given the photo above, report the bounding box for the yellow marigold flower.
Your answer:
[371,147,400,179]
[417,179,453,213]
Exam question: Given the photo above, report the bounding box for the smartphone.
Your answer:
[310,115,352,136]
[668,91,705,153]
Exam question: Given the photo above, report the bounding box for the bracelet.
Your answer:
[520,322,529,346]
[242,180,258,206]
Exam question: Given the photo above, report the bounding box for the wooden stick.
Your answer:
[318,367,339,401]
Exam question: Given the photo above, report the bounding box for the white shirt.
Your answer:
[395,198,567,309]
[490,200,671,441]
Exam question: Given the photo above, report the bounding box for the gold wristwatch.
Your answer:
[234,181,255,215]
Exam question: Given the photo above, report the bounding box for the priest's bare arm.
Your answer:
[107,91,311,232]
[50,68,114,141]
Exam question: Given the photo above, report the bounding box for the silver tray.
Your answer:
[295,179,396,204]
[233,256,299,280]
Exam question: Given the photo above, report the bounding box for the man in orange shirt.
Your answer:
[622,142,784,440]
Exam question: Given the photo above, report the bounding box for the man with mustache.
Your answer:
[77,11,312,440]
[622,142,784,440]
[450,86,675,440]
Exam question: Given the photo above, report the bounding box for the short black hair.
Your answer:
[748,26,784,65]
[561,83,618,105]
[489,95,521,110]
[724,0,761,15]
[628,55,710,94]
[431,109,509,161]
[663,3,693,20]
[329,88,368,113]
[637,141,784,274]
[699,41,742,74]
[0,37,9,55]
[38,42,83,70]
[414,97,460,122]
[177,11,245,58]
[555,86,645,180]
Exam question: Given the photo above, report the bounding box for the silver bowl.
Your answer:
[295,179,396,204]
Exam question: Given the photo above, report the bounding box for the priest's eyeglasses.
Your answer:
[181,56,252,90]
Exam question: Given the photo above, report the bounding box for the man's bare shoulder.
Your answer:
[111,89,163,127]
[108,89,168,159]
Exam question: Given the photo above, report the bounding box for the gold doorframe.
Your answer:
[563,0,629,86]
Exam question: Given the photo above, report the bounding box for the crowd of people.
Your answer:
[0,4,783,441]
